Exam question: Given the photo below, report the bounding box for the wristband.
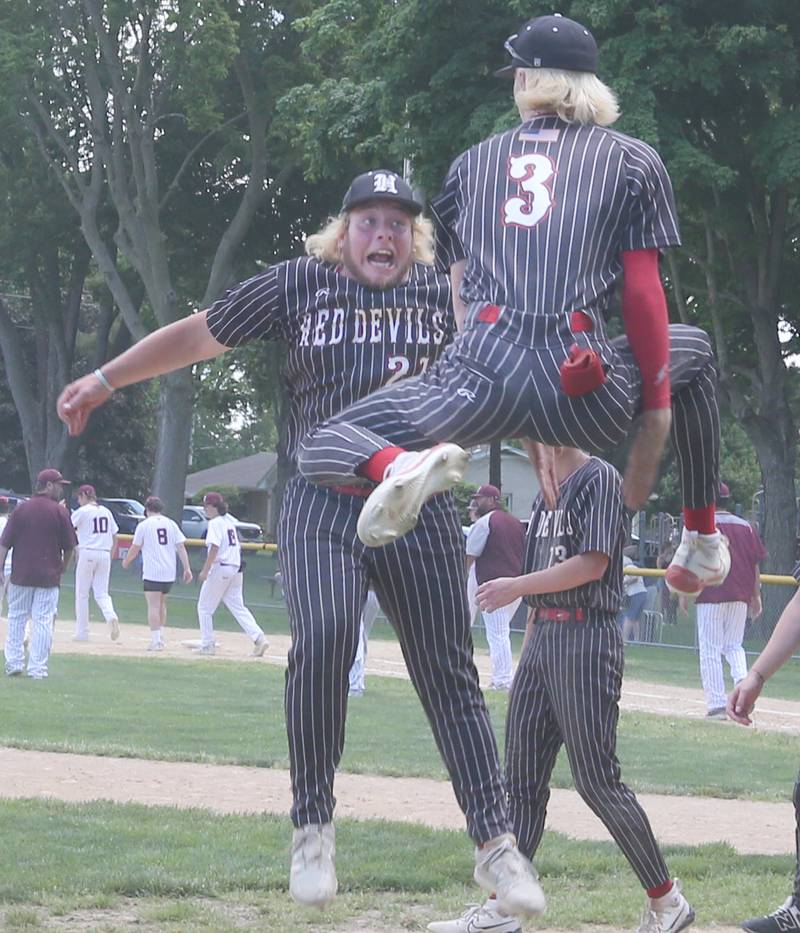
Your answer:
[93,368,115,393]
[750,669,765,686]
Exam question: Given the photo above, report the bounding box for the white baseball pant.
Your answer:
[5,583,60,677]
[197,564,264,649]
[467,565,479,627]
[348,590,381,694]
[482,597,521,689]
[74,549,117,638]
[696,601,748,711]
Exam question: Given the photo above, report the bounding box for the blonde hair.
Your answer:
[514,67,620,126]
[305,212,436,266]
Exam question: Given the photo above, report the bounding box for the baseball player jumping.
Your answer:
[429,445,695,933]
[194,491,268,657]
[295,14,729,600]
[57,171,545,919]
[70,484,120,642]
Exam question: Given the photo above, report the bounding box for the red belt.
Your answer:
[536,608,586,622]
[331,485,371,498]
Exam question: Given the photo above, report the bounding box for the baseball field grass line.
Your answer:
[0,653,798,801]
[0,796,790,931]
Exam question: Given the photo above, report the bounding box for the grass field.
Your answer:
[0,797,794,931]
[0,653,797,800]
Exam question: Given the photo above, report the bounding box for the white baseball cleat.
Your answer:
[192,645,216,656]
[356,444,470,548]
[473,833,546,918]
[427,899,522,932]
[252,633,269,657]
[664,528,730,596]
[636,879,695,933]
[289,822,338,909]
[108,617,120,641]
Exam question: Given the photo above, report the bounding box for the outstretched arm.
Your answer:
[620,248,672,510]
[57,312,228,436]
[728,587,800,725]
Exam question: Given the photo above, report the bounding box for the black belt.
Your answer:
[536,608,586,622]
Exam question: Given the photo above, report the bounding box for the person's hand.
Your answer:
[57,374,113,436]
[476,577,520,613]
[749,593,763,621]
[521,439,558,510]
[623,408,672,510]
[198,568,208,583]
[183,568,194,584]
[727,671,764,725]
[678,595,689,615]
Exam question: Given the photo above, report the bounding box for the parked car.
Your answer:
[98,497,146,535]
[180,505,263,542]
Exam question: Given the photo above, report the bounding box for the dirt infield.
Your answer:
[0,618,797,860]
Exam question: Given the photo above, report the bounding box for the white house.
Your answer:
[462,445,540,521]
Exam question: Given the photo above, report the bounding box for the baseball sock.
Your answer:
[647,880,674,899]
[683,505,716,534]
[357,446,406,483]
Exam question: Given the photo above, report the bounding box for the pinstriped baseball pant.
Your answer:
[506,618,670,889]
[279,476,508,844]
[5,583,60,678]
[297,315,720,510]
[696,602,748,711]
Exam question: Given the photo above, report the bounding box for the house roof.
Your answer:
[185,452,278,497]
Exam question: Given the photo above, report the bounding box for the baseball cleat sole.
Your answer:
[356,444,469,548]
[109,617,120,641]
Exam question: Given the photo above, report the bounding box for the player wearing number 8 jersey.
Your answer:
[194,491,268,657]
[122,497,192,651]
[297,13,729,600]
[70,484,120,642]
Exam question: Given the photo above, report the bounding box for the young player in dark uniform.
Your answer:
[729,563,800,933]
[56,171,545,919]
[296,14,729,600]
[429,445,695,933]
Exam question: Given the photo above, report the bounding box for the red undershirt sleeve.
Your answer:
[620,248,671,410]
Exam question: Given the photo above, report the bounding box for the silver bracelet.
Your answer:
[93,368,115,393]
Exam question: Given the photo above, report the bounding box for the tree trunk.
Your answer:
[489,441,502,490]
[150,367,195,520]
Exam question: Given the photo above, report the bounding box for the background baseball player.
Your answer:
[620,545,649,644]
[57,171,545,919]
[122,496,192,651]
[429,444,695,933]
[0,469,77,679]
[70,483,120,642]
[295,14,729,602]
[729,563,800,933]
[194,491,268,657]
[690,482,766,719]
[347,588,380,697]
[465,484,525,691]
[0,496,11,617]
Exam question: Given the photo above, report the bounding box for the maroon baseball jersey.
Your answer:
[696,511,766,604]
[0,494,77,587]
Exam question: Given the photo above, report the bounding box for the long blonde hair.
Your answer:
[305,212,436,265]
[514,67,620,126]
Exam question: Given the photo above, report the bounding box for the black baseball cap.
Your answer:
[341,170,423,215]
[495,13,598,78]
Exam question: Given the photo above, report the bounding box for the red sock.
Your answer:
[683,505,716,534]
[356,446,406,483]
[647,880,673,899]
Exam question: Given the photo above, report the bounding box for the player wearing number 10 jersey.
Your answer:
[70,483,120,642]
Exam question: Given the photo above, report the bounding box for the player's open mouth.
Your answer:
[367,250,395,268]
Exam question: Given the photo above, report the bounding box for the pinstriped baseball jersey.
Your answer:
[432,115,680,330]
[132,515,185,582]
[206,257,452,465]
[524,456,624,613]
[205,514,241,567]
[71,503,118,550]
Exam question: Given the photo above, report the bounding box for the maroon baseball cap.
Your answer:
[37,468,70,485]
[718,482,731,500]
[203,492,225,508]
[476,484,501,500]
[78,484,96,498]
